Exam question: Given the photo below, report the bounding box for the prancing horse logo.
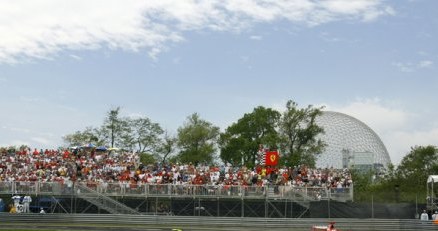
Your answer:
[270,154,276,162]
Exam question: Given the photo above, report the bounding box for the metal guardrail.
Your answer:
[0,181,353,202]
[0,214,436,231]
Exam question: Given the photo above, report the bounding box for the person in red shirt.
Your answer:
[63,150,70,159]
[32,148,39,156]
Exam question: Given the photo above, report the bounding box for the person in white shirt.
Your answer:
[12,195,21,208]
[420,210,429,221]
[432,211,438,220]
[22,195,32,213]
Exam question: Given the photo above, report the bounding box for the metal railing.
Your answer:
[0,181,353,202]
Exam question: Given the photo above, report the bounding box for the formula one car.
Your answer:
[311,222,340,231]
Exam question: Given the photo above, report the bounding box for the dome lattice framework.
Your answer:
[315,111,391,169]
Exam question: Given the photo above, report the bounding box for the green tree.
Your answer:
[63,127,103,147]
[119,117,164,153]
[279,100,326,167]
[352,146,438,203]
[117,118,134,150]
[350,169,376,202]
[219,106,281,167]
[63,108,165,152]
[102,107,124,148]
[156,131,178,165]
[139,153,156,165]
[177,113,220,165]
[396,145,438,192]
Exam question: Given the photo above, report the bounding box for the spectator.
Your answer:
[0,146,353,199]
[420,210,429,221]
[12,195,21,208]
[432,211,438,220]
[9,204,17,214]
[22,195,32,213]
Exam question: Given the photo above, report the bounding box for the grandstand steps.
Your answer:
[291,188,316,202]
[267,187,276,197]
[264,186,314,218]
[75,184,140,215]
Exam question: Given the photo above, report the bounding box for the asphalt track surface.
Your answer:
[0,223,295,231]
[0,214,299,231]
[1,213,437,231]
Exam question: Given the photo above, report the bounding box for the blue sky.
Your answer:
[0,0,437,165]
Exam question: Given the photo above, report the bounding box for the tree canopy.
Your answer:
[63,127,103,147]
[124,117,164,153]
[354,145,438,203]
[61,101,330,169]
[177,113,219,165]
[219,106,280,167]
[219,101,326,168]
[395,145,438,191]
[102,107,124,148]
[63,108,164,155]
[156,131,178,165]
[279,100,326,167]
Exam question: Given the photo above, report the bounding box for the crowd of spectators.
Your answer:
[0,147,353,196]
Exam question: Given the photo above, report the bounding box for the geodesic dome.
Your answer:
[315,111,391,169]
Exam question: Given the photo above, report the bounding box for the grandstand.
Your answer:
[0,146,352,217]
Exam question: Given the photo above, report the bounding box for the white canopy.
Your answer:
[427,175,438,183]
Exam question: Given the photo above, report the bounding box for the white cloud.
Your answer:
[418,60,433,68]
[0,0,393,64]
[249,35,263,41]
[320,0,395,22]
[324,98,438,165]
[392,62,414,73]
[325,98,410,133]
[386,128,438,165]
[69,54,82,61]
[392,59,434,72]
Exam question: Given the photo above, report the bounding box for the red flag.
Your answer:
[265,150,279,166]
